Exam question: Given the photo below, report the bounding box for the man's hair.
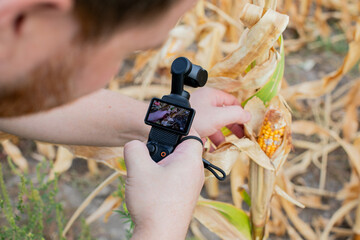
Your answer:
[73,0,178,41]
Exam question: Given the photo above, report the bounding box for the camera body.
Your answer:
[144,57,207,162]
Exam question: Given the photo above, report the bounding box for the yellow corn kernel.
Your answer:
[257,109,286,158]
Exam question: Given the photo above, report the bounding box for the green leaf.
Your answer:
[239,188,251,207]
[242,35,285,107]
[245,60,257,73]
[118,158,127,171]
[0,163,16,229]
[198,200,251,240]
[221,127,233,136]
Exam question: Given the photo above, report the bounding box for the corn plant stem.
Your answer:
[249,0,278,238]
[319,94,331,190]
[353,195,360,240]
[249,162,275,240]
[62,171,122,237]
[319,138,329,190]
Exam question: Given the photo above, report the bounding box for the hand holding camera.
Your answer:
[144,57,226,180]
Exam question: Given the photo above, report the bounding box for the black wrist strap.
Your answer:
[180,136,205,145]
[179,136,227,181]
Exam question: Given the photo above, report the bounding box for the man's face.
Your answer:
[0,0,197,117]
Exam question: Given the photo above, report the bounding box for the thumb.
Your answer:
[215,105,251,126]
[163,128,203,169]
[124,140,155,176]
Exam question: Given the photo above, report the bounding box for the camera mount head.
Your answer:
[170,57,208,100]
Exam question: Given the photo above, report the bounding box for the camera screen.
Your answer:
[145,99,194,134]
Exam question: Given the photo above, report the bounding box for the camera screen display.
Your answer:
[145,99,194,134]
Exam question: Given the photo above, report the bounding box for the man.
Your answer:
[0,0,251,239]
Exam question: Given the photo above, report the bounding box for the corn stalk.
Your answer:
[354,194,360,240]
[241,1,289,239]
[247,100,291,240]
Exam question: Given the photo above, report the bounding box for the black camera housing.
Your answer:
[145,57,208,162]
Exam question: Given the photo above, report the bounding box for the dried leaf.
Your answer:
[354,198,360,236]
[320,199,359,240]
[205,177,219,199]
[277,178,318,240]
[194,205,248,240]
[36,142,56,160]
[196,199,252,240]
[244,97,267,140]
[230,156,249,208]
[204,142,241,177]
[342,80,360,141]
[195,22,226,69]
[239,3,263,29]
[243,37,284,108]
[63,172,121,237]
[87,159,99,176]
[1,140,28,172]
[86,195,122,224]
[292,120,330,137]
[225,138,275,171]
[190,220,207,240]
[49,146,74,180]
[282,20,360,100]
[209,7,288,78]
[274,185,305,209]
[0,132,18,142]
[296,195,330,210]
[64,145,123,162]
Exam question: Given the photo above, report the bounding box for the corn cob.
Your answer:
[257,109,286,158]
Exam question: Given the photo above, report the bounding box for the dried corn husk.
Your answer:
[230,155,249,208]
[205,177,220,199]
[209,5,288,79]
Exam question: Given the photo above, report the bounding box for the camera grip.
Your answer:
[146,128,181,163]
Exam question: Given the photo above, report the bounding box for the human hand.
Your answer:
[190,87,251,146]
[124,130,204,240]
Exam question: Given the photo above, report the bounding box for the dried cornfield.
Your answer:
[1,0,360,239]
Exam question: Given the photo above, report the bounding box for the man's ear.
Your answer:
[0,0,72,60]
[0,0,72,30]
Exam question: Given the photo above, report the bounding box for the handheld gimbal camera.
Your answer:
[144,57,226,181]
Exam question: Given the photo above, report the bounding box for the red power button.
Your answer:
[160,152,167,158]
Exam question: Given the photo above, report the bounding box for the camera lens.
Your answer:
[185,65,208,87]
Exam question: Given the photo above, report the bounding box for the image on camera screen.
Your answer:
[146,100,192,132]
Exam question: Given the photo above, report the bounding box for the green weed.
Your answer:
[114,177,134,240]
[0,158,94,240]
